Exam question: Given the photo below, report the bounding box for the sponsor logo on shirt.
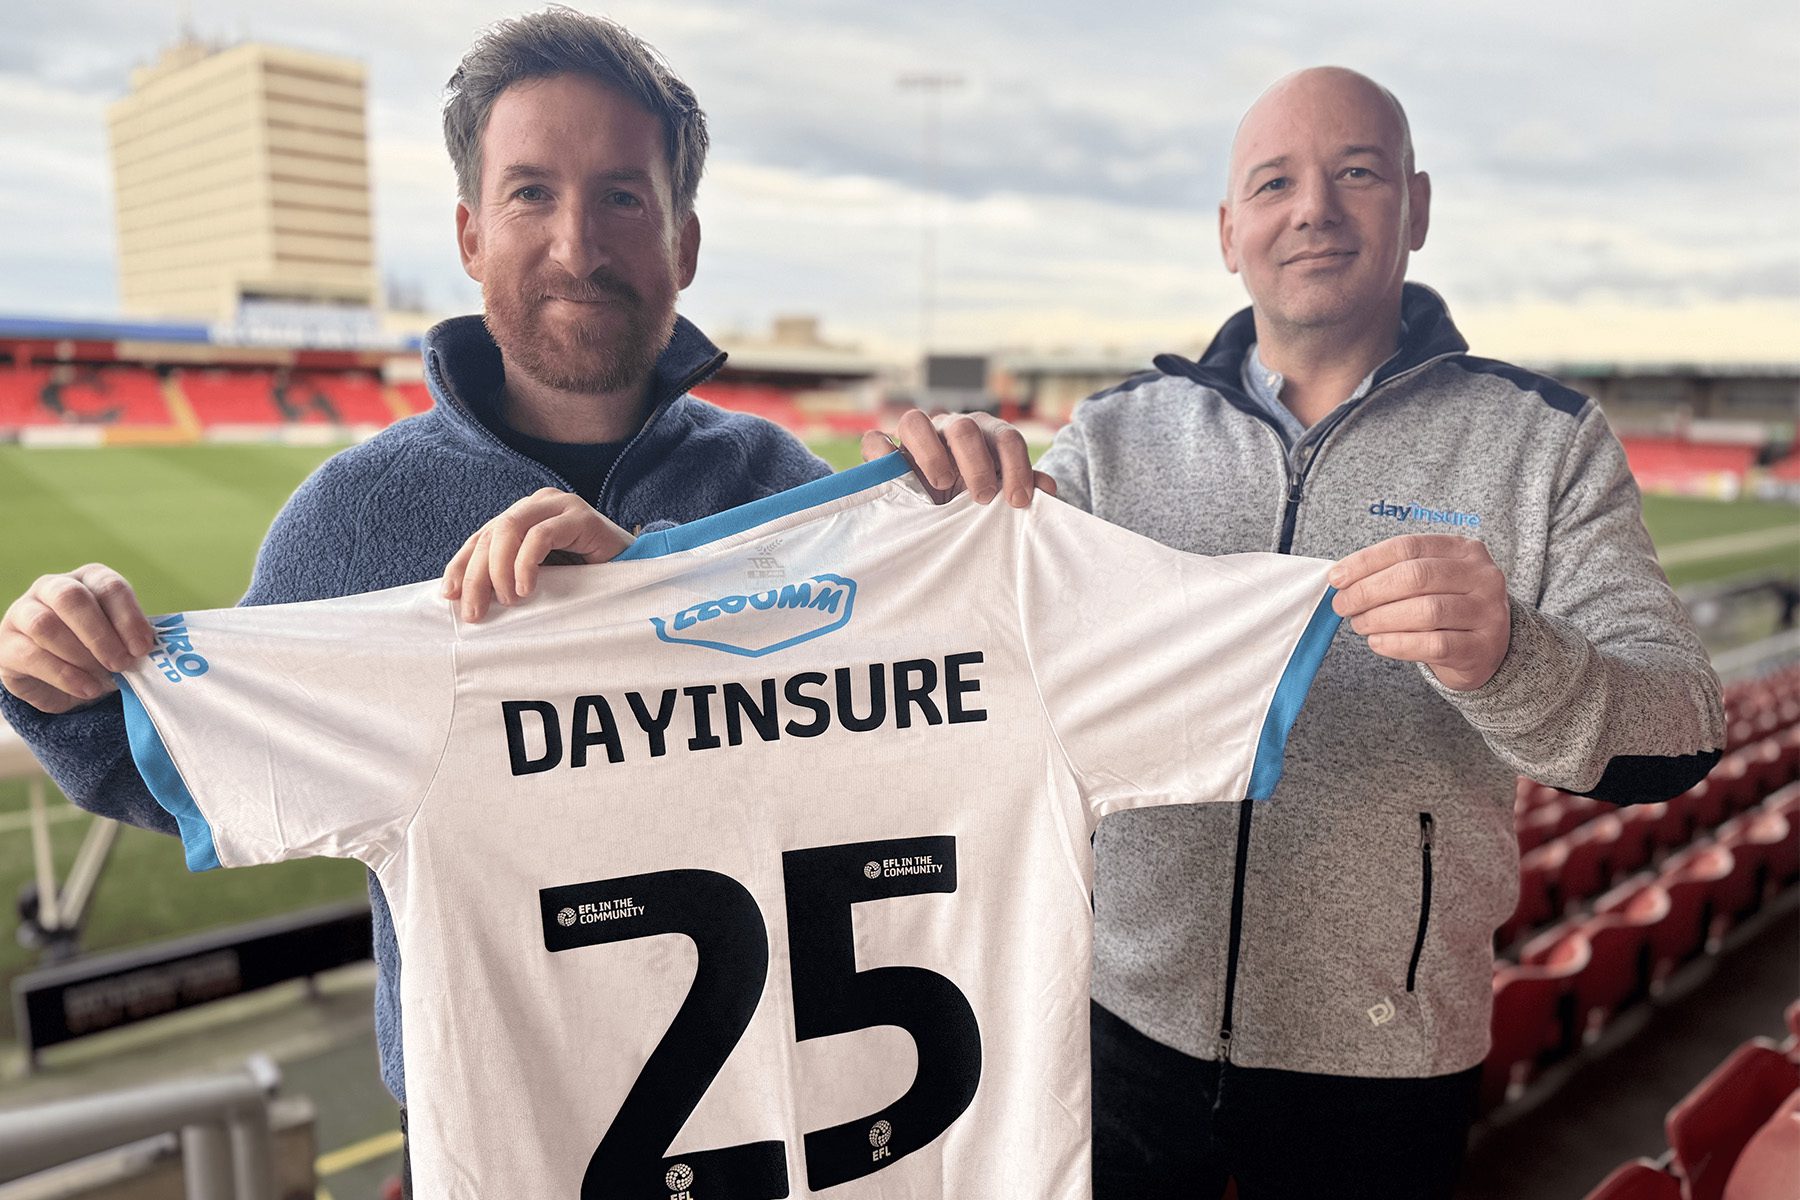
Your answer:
[650,573,857,658]
[1367,499,1482,528]
[148,614,209,684]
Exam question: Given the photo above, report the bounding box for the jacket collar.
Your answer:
[418,313,728,448]
[1153,281,1469,400]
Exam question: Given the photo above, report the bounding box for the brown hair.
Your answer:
[443,6,708,214]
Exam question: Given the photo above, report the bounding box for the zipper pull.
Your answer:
[1419,813,1435,852]
[1217,1029,1233,1063]
[1287,474,1304,505]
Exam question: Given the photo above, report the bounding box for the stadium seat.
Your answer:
[1682,777,1730,835]
[1623,800,1690,856]
[1733,741,1785,809]
[1703,841,1763,940]
[1485,929,1592,1110]
[1666,1039,1800,1200]
[1571,897,1663,1040]
[1500,841,1568,948]
[1769,726,1800,792]
[1718,810,1793,911]
[1721,1087,1800,1200]
[1652,846,1733,978]
[1517,800,1566,854]
[390,380,434,415]
[1583,1159,1683,1200]
[1611,805,1660,878]
[1560,814,1623,907]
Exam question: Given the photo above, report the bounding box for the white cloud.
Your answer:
[0,0,1794,361]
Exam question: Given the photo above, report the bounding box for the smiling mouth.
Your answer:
[1283,250,1356,266]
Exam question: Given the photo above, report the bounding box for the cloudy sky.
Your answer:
[2,0,1796,364]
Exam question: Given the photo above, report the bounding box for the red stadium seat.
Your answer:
[1611,805,1660,878]
[1624,800,1690,855]
[0,364,172,427]
[1583,1159,1683,1200]
[1666,1039,1800,1200]
[1517,800,1566,854]
[1704,841,1763,941]
[1653,846,1733,979]
[1733,741,1785,809]
[1718,810,1793,911]
[1681,777,1730,835]
[1500,840,1568,948]
[1722,1087,1800,1200]
[391,380,434,415]
[1571,896,1664,1040]
[1485,930,1592,1110]
[1560,814,1623,907]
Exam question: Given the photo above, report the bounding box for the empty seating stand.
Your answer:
[0,365,172,427]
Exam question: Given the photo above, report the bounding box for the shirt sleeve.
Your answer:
[112,582,457,872]
[1015,498,1341,820]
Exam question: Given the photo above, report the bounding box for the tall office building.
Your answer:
[107,36,378,324]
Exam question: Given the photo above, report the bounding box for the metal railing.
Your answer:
[0,1056,280,1200]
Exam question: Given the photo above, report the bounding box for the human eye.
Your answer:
[1255,176,1289,195]
[513,185,549,203]
[606,190,645,210]
[1341,166,1378,182]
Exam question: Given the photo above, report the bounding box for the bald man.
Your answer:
[886,67,1723,1199]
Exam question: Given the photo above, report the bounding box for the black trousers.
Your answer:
[1092,1001,1481,1200]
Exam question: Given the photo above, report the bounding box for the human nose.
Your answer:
[1290,169,1342,231]
[548,195,613,280]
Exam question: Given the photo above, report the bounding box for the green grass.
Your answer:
[0,441,1793,1045]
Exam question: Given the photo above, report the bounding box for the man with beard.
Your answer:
[0,10,1037,1196]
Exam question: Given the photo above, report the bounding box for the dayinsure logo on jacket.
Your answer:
[650,573,857,658]
[1367,499,1483,528]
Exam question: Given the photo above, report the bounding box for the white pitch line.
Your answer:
[1660,525,1800,567]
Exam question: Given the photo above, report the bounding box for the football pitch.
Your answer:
[0,439,1796,1047]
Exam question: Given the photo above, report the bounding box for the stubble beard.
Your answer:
[483,276,677,397]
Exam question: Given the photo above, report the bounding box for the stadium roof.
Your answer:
[0,313,422,352]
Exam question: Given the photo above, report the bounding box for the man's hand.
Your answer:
[0,565,157,714]
[861,409,1056,506]
[1328,534,1512,692]
[443,489,635,622]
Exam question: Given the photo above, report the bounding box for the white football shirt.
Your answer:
[117,453,1341,1199]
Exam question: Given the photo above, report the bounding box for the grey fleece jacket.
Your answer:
[1038,283,1724,1078]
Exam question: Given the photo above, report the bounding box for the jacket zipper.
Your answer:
[1215,795,1257,1061]
[595,354,727,512]
[424,342,727,515]
[1211,350,1459,1061]
[1407,813,1435,992]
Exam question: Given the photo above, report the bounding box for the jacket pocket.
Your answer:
[1407,812,1435,993]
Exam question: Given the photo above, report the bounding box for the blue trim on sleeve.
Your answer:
[617,453,912,562]
[1247,589,1342,801]
[114,675,222,872]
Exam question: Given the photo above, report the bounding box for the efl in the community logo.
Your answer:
[148,613,208,684]
[650,573,857,658]
[665,1161,694,1197]
[869,1119,893,1163]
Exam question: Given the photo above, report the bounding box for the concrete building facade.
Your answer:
[107,38,377,323]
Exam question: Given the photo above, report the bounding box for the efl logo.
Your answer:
[148,613,209,684]
[1367,498,1482,528]
[650,574,857,658]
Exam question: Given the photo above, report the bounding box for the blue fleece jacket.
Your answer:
[0,313,831,1102]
